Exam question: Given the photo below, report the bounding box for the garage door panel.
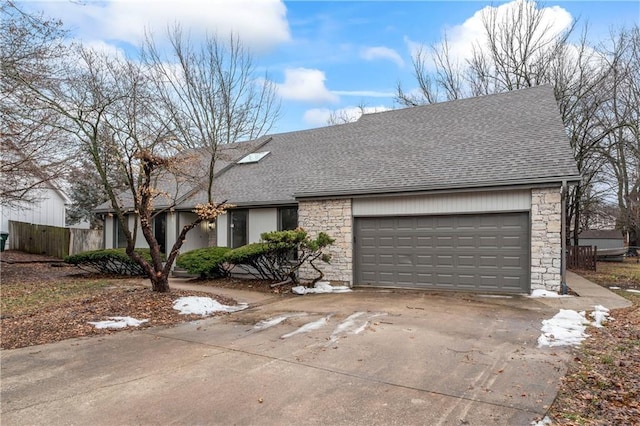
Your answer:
[355,212,529,293]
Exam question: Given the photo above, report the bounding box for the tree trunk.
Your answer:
[151,273,171,293]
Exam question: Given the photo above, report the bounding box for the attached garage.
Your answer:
[354,212,530,293]
[349,188,534,294]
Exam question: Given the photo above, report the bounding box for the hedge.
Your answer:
[64,248,161,276]
[176,247,232,278]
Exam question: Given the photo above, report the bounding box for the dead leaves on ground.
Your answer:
[549,304,640,425]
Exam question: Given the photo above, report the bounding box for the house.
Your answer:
[98,86,581,294]
[578,229,625,250]
[578,229,626,261]
[0,181,70,250]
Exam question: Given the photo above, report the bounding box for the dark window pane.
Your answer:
[115,218,127,248]
[279,207,298,231]
[230,210,248,248]
[154,212,167,254]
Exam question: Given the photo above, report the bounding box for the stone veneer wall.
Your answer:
[530,187,562,291]
[298,199,352,285]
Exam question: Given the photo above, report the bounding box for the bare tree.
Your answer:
[142,27,280,203]
[396,0,613,244]
[597,27,640,249]
[0,2,73,207]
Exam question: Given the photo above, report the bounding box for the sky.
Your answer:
[19,0,640,134]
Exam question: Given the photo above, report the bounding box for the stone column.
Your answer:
[298,199,352,285]
[530,187,562,292]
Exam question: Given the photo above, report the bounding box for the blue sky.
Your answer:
[20,0,640,133]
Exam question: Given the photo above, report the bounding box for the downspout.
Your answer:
[560,180,568,295]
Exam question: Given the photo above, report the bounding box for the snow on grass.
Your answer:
[253,313,309,331]
[609,286,621,290]
[292,281,352,295]
[538,305,610,347]
[528,289,571,298]
[626,289,640,294]
[89,317,149,329]
[590,305,610,328]
[280,314,333,339]
[173,297,248,316]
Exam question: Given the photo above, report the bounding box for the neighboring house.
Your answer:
[97,86,581,294]
[0,182,70,250]
[578,230,625,250]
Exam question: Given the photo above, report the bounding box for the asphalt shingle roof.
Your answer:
[183,85,580,207]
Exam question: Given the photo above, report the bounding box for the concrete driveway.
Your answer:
[1,289,572,425]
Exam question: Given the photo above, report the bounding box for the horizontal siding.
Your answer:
[352,190,531,217]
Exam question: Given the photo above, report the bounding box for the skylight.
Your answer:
[238,151,270,164]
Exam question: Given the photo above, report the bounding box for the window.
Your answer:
[153,212,167,254]
[238,151,270,164]
[229,210,248,248]
[115,217,127,248]
[278,207,298,231]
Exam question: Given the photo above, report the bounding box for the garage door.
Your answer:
[354,212,529,293]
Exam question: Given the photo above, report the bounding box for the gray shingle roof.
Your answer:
[183,85,580,207]
[93,140,265,213]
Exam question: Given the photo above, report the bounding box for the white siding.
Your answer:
[179,212,212,252]
[249,208,277,243]
[352,190,531,217]
[104,216,115,249]
[1,187,67,249]
[217,213,228,247]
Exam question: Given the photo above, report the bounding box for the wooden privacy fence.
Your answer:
[8,221,102,259]
[568,245,597,271]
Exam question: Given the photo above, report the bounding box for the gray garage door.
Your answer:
[354,212,530,293]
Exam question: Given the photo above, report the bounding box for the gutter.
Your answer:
[294,175,583,200]
[561,180,568,295]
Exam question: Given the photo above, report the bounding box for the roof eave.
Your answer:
[293,175,583,200]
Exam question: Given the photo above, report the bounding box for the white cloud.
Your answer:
[36,0,290,52]
[277,68,339,103]
[360,46,404,67]
[303,105,392,127]
[405,0,573,70]
[333,90,395,98]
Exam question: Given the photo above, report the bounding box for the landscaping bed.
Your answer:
[0,251,241,350]
[549,261,640,425]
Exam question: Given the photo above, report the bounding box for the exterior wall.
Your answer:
[104,216,115,248]
[298,199,352,285]
[178,212,212,252]
[217,213,229,247]
[578,238,624,250]
[530,187,562,291]
[249,208,277,243]
[1,187,67,249]
[353,190,531,216]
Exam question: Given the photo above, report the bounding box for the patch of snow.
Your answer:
[529,289,570,298]
[253,313,309,331]
[280,314,332,339]
[89,316,149,329]
[609,286,621,290]
[173,297,248,316]
[626,289,640,294]
[538,309,591,347]
[329,311,387,343]
[590,305,610,328]
[531,416,553,426]
[538,305,611,347]
[292,281,352,295]
[477,294,513,299]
